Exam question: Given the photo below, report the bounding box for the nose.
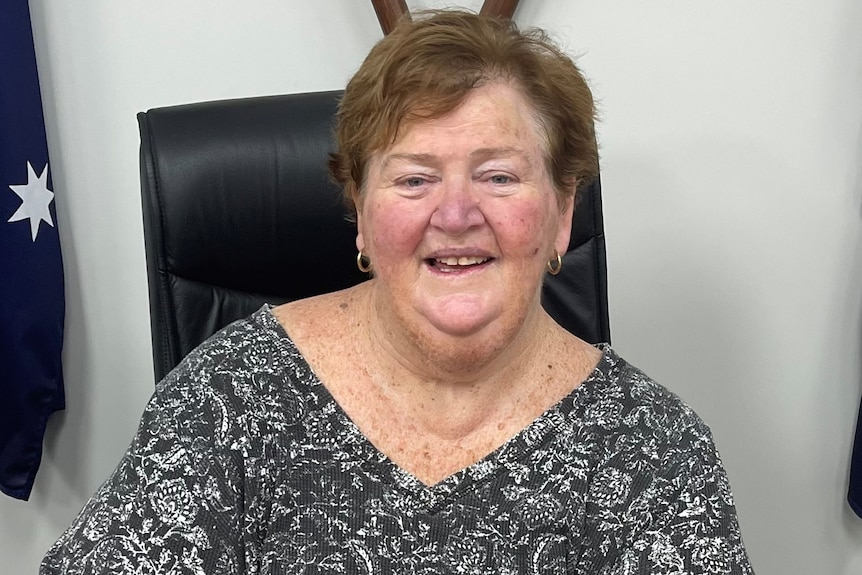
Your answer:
[429,178,486,235]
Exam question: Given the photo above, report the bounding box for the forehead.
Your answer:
[385,82,548,158]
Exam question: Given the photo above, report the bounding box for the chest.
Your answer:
[256,437,589,574]
[334,386,537,486]
[244,372,603,573]
[312,346,589,487]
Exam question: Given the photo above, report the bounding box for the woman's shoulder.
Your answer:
[154,304,319,424]
[162,305,290,387]
[149,285,364,435]
[581,347,715,449]
[573,351,750,573]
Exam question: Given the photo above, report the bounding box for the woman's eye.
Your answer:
[403,176,427,187]
[489,174,512,184]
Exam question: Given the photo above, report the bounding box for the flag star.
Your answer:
[8,161,55,242]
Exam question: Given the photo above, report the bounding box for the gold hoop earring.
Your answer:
[356,250,372,273]
[546,250,562,275]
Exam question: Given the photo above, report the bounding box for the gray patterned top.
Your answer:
[42,306,753,574]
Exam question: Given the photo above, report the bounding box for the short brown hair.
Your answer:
[329,10,598,216]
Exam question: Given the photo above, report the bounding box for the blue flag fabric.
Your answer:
[0,0,65,501]
[850,400,862,518]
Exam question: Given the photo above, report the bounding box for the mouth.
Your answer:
[426,256,494,273]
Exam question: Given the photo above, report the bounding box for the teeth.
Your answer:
[436,256,489,266]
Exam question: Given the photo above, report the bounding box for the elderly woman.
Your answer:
[42,10,753,575]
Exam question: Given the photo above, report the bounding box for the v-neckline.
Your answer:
[257,305,614,507]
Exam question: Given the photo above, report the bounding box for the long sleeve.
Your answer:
[40,372,249,575]
[575,367,754,575]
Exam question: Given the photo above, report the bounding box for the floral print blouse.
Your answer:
[42,306,753,574]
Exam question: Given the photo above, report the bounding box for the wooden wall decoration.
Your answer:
[370,0,520,35]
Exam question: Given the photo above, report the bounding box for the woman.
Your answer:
[43,10,754,574]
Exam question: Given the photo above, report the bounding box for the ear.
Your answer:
[554,193,575,256]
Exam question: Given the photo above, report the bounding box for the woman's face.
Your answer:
[357,82,574,347]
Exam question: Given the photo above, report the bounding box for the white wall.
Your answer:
[2,0,860,572]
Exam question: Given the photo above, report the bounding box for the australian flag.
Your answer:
[0,0,65,500]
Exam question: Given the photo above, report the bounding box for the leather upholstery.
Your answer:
[138,90,610,383]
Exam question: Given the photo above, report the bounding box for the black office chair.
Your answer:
[138,91,611,383]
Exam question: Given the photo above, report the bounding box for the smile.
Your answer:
[427,256,493,272]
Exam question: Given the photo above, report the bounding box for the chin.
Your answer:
[415,305,531,375]
[427,317,494,339]
[419,296,501,338]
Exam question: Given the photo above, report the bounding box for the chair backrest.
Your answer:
[138,90,611,382]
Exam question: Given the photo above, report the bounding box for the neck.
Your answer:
[367,280,549,380]
[357,280,557,437]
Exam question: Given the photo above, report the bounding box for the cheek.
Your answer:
[491,200,557,255]
[363,201,424,261]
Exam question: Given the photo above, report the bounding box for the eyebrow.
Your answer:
[470,147,529,162]
[380,147,530,170]
[380,153,436,171]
